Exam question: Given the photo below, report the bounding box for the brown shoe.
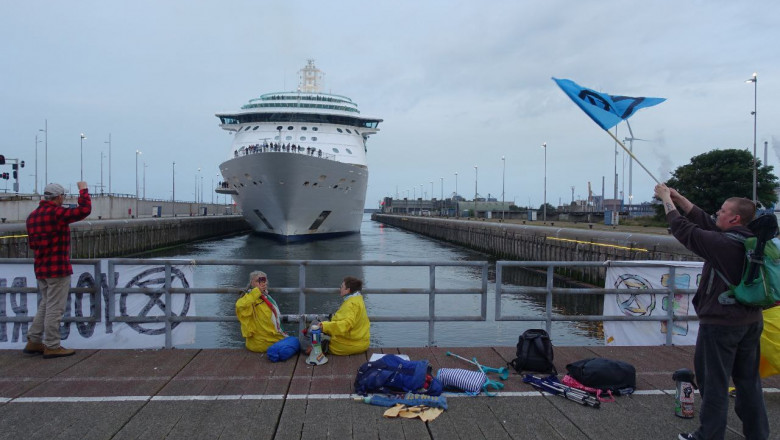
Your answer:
[43,346,76,359]
[23,341,45,355]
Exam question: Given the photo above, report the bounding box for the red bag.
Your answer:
[562,374,615,402]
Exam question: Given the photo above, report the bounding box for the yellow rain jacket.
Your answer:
[321,293,370,355]
[235,287,286,353]
[760,306,780,378]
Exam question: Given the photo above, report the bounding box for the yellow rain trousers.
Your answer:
[760,306,780,378]
[235,287,286,353]
[321,294,370,355]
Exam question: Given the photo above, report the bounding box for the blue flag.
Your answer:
[552,78,665,130]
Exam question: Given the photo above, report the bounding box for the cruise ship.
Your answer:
[215,60,382,240]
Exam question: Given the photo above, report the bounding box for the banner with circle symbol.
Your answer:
[604,262,702,346]
[0,262,195,349]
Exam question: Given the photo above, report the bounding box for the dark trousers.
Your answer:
[693,321,769,440]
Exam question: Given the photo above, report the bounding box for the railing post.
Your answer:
[428,264,436,346]
[546,265,554,335]
[495,262,503,321]
[481,263,488,322]
[299,263,307,335]
[164,263,173,349]
[107,260,115,331]
[665,265,677,346]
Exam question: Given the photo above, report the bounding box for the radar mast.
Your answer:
[297,59,323,93]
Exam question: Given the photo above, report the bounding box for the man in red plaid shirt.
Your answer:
[24,182,91,359]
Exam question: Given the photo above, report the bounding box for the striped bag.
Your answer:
[437,368,487,394]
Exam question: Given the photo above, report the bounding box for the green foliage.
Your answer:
[538,203,557,215]
[660,148,778,217]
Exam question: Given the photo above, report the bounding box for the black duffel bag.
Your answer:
[565,357,636,395]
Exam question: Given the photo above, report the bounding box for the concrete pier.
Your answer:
[372,214,698,284]
[0,216,251,258]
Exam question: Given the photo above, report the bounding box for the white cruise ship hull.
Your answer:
[219,152,368,240]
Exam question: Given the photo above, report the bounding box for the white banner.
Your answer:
[0,262,195,349]
[604,261,703,346]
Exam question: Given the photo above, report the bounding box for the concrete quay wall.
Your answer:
[372,214,699,284]
[0,215,251,258]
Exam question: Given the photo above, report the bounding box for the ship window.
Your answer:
[274,135,280,141]
[312,127,318,131]
[287,126,294,130]
[276,126,283,130]
[346,148,353,154]
[345,129,352,134]
[355,130,360,135]
[285,135,292,140]
[243,126,251,131]
[336,128,343,133]
[301,127,307,131]
[332,148,339,153]
[252,126,259,130]
[312,137,318,141]
[300,136,306,141]
[303,181,310,186]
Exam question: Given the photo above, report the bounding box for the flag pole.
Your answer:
[604,128,660,184]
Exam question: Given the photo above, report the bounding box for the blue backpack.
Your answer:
[354,355,443,396]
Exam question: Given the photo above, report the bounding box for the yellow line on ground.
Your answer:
[546,236,648,252]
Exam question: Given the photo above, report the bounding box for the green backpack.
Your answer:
[716,214,780,307]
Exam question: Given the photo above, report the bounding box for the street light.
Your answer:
[105,134,112,194]
[39,120,47,185]
[542,142,547,222]
[172,161,176,216]
[501,156,506,221]
[34,134,41,193]
[455,172,458,217]
[474,165,478,218]
[746,72,757,202]
[143,161,147,199]
[135,150,142,217]
[80,133,86,181]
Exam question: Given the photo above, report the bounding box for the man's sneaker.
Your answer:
[43,346,76,359]
[678,433,696,440]
[22,341,45,355]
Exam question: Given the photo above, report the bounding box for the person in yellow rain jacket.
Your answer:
[320,276,370,355]
[760,305,780,378]
[235,271,286,353]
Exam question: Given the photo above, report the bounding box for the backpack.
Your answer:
[508,329,557,374]
[354,354,443,396]
[565,357,635,395]
[716,214,780,307]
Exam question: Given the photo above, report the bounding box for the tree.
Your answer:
[662,149,778,215]
[538,203,557,216]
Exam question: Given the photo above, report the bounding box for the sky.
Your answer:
[1,0,778,209]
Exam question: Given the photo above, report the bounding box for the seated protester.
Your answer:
[235,271,286,353]
[320,276,370,355]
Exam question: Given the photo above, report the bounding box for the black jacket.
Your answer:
[668,205,762,326]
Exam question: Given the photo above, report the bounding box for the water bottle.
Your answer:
[673,368,696,418]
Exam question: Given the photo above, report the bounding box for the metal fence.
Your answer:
[0,258,696,348]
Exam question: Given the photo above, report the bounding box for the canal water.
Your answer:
[144,214,604,348]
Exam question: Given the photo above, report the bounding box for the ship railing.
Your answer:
[234,146,337,161]
[0,258,696,348]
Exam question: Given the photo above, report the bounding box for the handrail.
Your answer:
[0,258,698,348]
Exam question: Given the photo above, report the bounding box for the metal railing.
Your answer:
[0,258,697,348]
[496,260,698,346]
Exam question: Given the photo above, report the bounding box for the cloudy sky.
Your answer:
[1,0,777,209]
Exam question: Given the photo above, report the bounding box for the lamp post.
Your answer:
[34,134,41,193]
[100,151,105,195]
[80,133,86,181]
[474,165,478,218]
[746,72,757,202]
[143,161,147,199]
[135,150,142,217]
[501,155,506,221]
[105,133,112,194]
[172,161,176,216]
[542,142,547,222]
[455,172,458,217]
[420,183,423,214]
[39,120,47,185]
